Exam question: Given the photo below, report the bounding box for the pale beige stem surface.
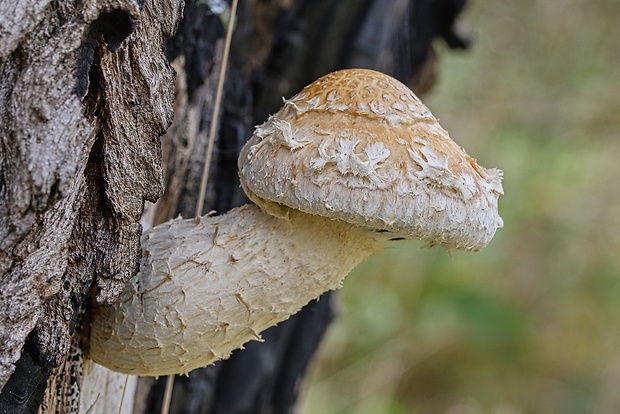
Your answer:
[89,203,383,376]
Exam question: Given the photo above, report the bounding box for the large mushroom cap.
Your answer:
[239,69,503,251]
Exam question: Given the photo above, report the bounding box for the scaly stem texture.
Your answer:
[89,203,383,376]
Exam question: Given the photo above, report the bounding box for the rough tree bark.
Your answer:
[0,0,183,411]
[0,0,470,412]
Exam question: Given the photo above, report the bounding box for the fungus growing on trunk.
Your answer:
[88,69,504,376]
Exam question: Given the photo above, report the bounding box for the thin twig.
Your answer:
[161,375,175,414]
[161,1,239,413]
[117,375,129,414]
[195,0,240,217]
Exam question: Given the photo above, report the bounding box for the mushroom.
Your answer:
[88,68,503,376]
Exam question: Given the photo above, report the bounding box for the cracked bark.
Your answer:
[0,0,183,411]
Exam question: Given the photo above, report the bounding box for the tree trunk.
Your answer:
[0,0,470,412]
[0,0,183,411]
[135,1,472,413]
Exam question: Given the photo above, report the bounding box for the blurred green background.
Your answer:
[301,0,620,413]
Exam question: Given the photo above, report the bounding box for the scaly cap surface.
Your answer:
[239,69,503,250]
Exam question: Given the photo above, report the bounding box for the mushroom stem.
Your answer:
[88,203,384,376]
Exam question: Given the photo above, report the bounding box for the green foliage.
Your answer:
[302,0,620,412]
